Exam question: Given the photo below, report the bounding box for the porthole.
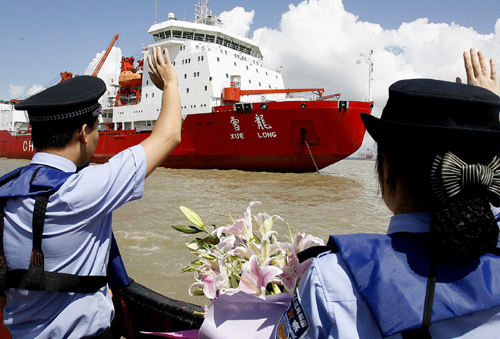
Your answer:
[260,104,268,110]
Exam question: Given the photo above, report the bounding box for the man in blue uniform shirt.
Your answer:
[0,46,180,338]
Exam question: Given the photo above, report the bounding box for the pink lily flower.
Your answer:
[237,255,282,299]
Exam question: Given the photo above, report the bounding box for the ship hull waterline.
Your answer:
[0,100,372,173]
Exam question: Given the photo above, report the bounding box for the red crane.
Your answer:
[91,34,119,76]
[59,34,119,82]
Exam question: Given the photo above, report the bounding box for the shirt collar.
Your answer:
[387,212,432,234]
[30,152,77,173]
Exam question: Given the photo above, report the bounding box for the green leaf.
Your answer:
[196,235,219,248]
[182,266,196,273]
[230,274,239,288]
[180,206,204,228]
[171,224,204,234]
[201,253,217,260]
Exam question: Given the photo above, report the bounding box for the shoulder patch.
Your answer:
[275,291,310,339]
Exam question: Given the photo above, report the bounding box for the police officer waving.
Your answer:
[0,46,180,339]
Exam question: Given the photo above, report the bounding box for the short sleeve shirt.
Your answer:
[2,145,147,339]
[276,213,500,339]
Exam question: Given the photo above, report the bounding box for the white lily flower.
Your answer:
[254,213,284,237]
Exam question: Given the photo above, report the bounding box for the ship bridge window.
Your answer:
[216,37,223,45]
[173,30,182,38]
[159,32,165,39]
[207,35,215,43]
[184,32,194,40]
[164,30,171,38]
[153,34,160,41]
[194,33,204,41]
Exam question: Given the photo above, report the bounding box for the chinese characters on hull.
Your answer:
[255,114,276,139]
[228,113,277,140]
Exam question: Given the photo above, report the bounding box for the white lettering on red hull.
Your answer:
[230,133,245,139]
[23,140,34,152]
[257,132,277,138]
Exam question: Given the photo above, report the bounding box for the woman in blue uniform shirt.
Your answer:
[275,50,500,339]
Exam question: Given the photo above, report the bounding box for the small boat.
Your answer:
[111,279,204,338]
[0,279,204,338]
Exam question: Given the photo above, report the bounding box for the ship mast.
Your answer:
[357,49,373,101]
[194,0,222,27]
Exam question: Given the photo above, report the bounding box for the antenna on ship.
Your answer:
[154,0,157,23]
[357,49,373,101]
[194,0,222,27]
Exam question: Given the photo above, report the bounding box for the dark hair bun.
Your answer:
[430,197,499,260]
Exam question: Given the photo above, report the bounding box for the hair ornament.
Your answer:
[430,152,500,206]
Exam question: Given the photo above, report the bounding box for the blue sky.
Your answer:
[1,0,499,108]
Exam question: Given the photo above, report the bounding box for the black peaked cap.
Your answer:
[361,78,500,160]
[15,76,106,123]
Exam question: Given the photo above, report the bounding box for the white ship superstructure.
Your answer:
[110,3,285,132]
[0,102,29,135]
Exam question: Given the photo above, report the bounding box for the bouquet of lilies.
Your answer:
[172,202,324,302]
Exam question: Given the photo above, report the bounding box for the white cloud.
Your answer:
[9,84,25,99]
[84,46,123,107]
[220,7,255,37]
[250,0,500,151]
[26,84,45,97]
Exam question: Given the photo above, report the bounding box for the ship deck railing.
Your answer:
[150,35,261,59]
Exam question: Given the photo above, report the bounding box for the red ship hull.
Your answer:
[0,100,372,172]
